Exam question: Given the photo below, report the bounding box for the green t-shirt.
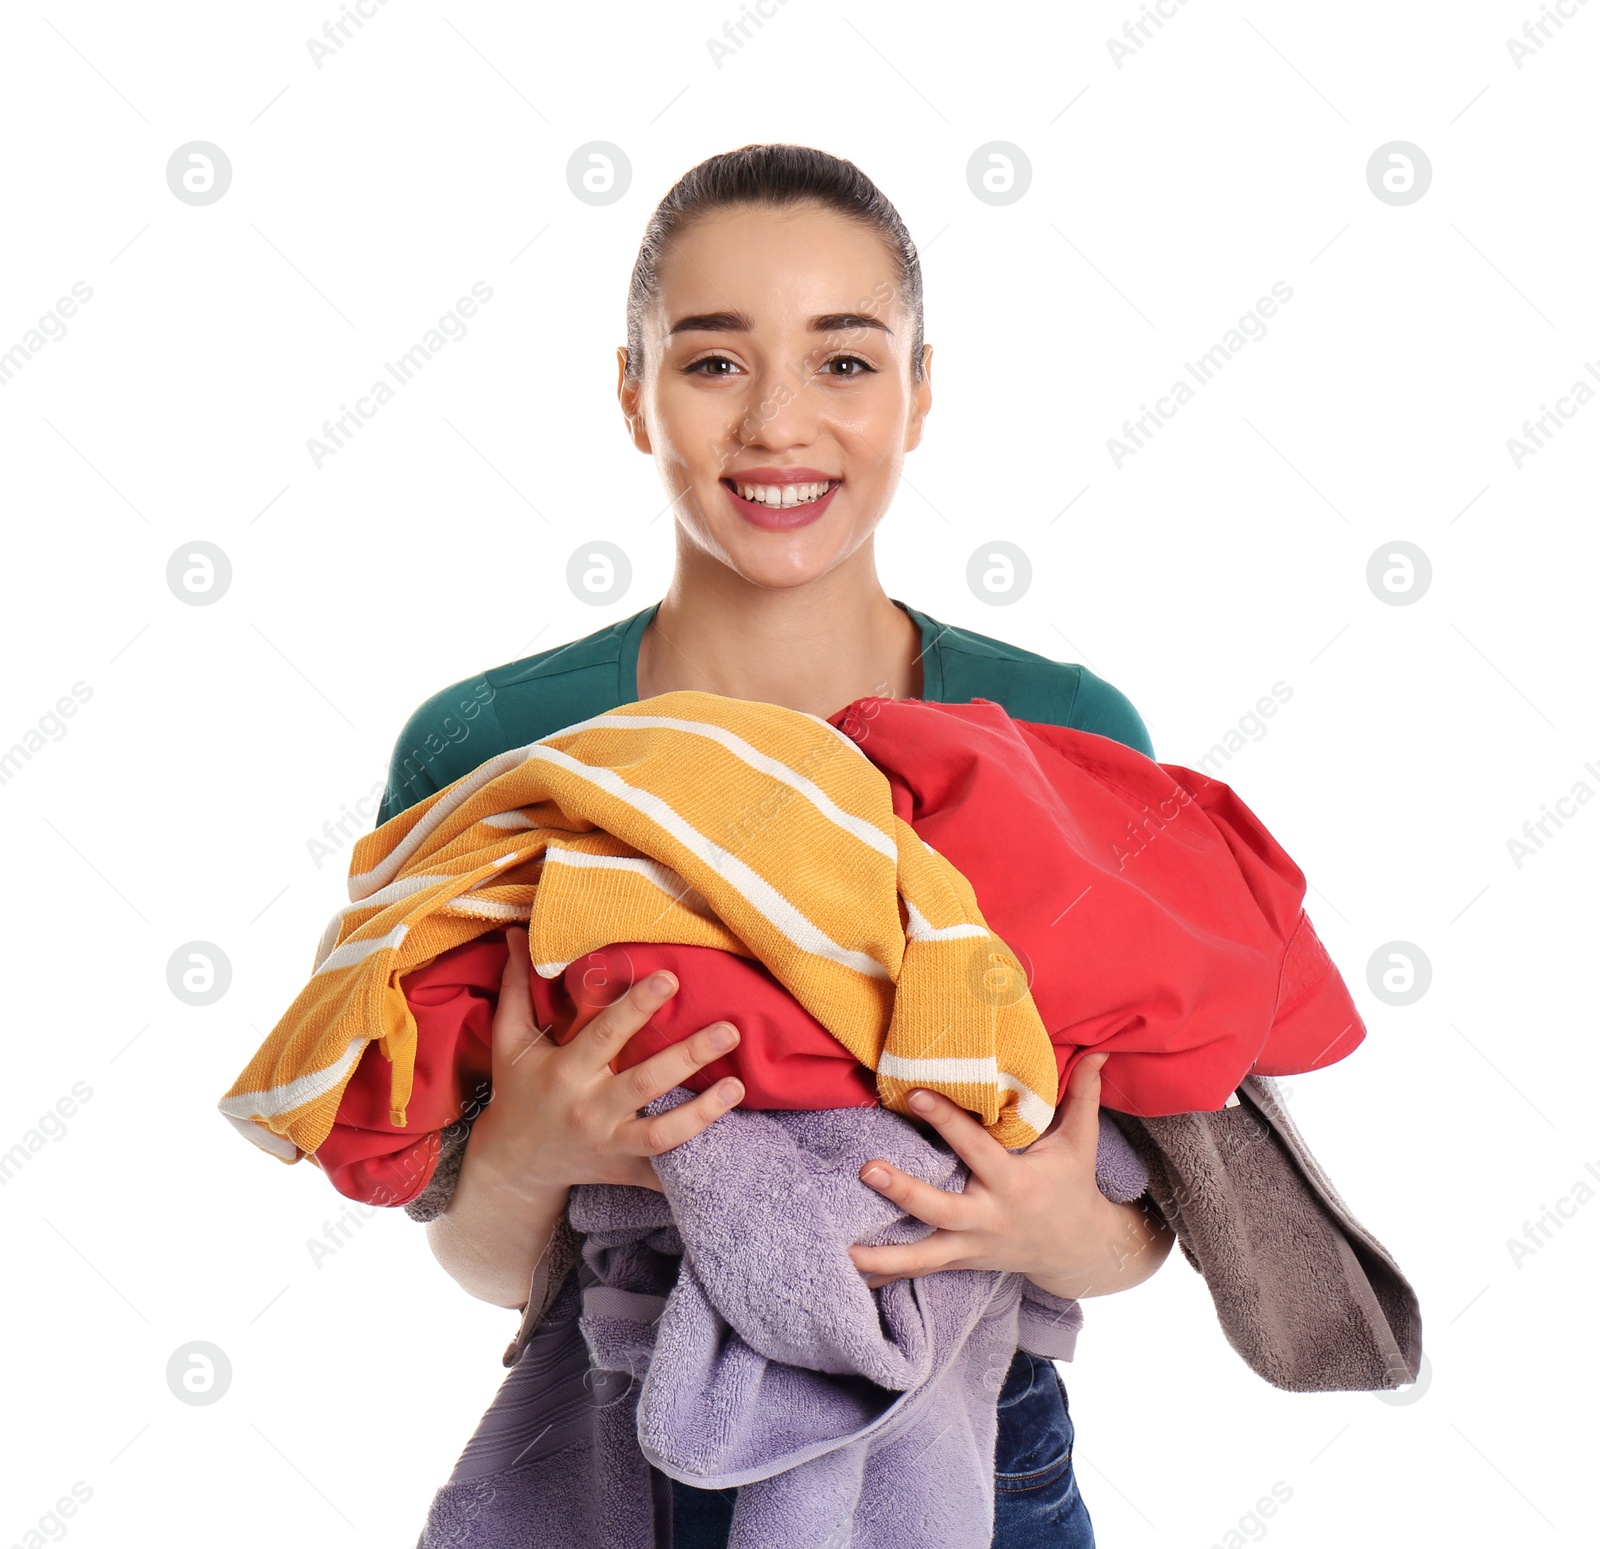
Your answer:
[377,599,1153,827]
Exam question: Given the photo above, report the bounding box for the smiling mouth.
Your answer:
[721,478,840,510]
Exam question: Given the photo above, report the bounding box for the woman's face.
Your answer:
[617,202,932,590]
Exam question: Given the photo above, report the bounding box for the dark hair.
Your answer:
[624,143,925,384]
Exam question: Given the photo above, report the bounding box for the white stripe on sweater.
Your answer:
[545,712,897,861]
[315,871,462,965]
[315,922,410,975]
[444,898,532,922]
[218,1034,368,1122]
[350,743,537,897]
[903,898,989,942]
[541,847,720,920]
[323,853,528,966]
[877,1052,1057,1135]
[521,742,888,981]
[349,710,887,902]
[220,1112,300,1161]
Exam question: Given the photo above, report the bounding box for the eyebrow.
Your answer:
[667,309,892,338]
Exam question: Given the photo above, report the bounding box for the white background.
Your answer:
[1,2,1595,1545]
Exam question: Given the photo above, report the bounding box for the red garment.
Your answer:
[314,696,1364,1207]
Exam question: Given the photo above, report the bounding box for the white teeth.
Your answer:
[736,480,834,508]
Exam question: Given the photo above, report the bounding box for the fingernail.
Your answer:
[707,1023,737,1051]
[908,1090,936,1113]
[716,1078,742,1102]
[862,1166,890,1188]
[646,973,674,997]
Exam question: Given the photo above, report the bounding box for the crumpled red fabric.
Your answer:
[314,696,1364,1207]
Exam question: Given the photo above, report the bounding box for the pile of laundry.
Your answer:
[218,689,1371,1548]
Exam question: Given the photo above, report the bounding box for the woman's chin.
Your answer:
[728,553,840,591]
[729,540,857,595]
[700,523,851,587]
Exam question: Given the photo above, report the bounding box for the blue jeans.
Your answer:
[669,1346,1094,1546]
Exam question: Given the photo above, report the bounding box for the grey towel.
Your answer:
[417,1093,1151,1549]
[1107,1073,1423,1392]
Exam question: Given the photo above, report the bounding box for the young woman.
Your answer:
[383,144,1175,1548]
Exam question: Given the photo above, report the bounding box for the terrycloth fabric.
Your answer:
[416,1086,1153,1549]
[417,1264,671,1549]
[220,689,1073,1165]
[1107,1074,1423,1393]
[300,692,1363,1209]
[414,1077,1427,1549]
[500,1104,1151,1374]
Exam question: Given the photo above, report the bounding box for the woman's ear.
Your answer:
[616,346,653,454]
[903,344,934,453]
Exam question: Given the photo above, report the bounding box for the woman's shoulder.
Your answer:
[920,610,1154,759]
[376,607,648,824]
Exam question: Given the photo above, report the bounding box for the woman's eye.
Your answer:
[684,355,742,377]
[823,355,876,378]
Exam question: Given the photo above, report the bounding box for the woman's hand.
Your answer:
[468,926,747,1200]
[845,1051,1173,1299]
[431,927,748,1307]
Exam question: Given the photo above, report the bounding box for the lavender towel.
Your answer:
[417,1095,1149,1548]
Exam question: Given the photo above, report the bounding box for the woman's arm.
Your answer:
[425,1131,573,1310]
[422,927,747,1309]
[847,1051,1175,1296]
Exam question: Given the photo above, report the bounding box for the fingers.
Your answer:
[623,1015,743,1106]
[627,1075,745,1160]
[574,966,682,1078]
[1053,1050,1108,1154]
[890,1087,1013,1190]
[847,1232,960,1283]
[855,1155,971,1231]
[491,928,547,1071]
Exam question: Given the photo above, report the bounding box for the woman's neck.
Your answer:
[635,553,924,719]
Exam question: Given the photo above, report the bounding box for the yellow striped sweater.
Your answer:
[219,690,1061,1168]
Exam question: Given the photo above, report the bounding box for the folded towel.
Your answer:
[1108,1074,1423,1392]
